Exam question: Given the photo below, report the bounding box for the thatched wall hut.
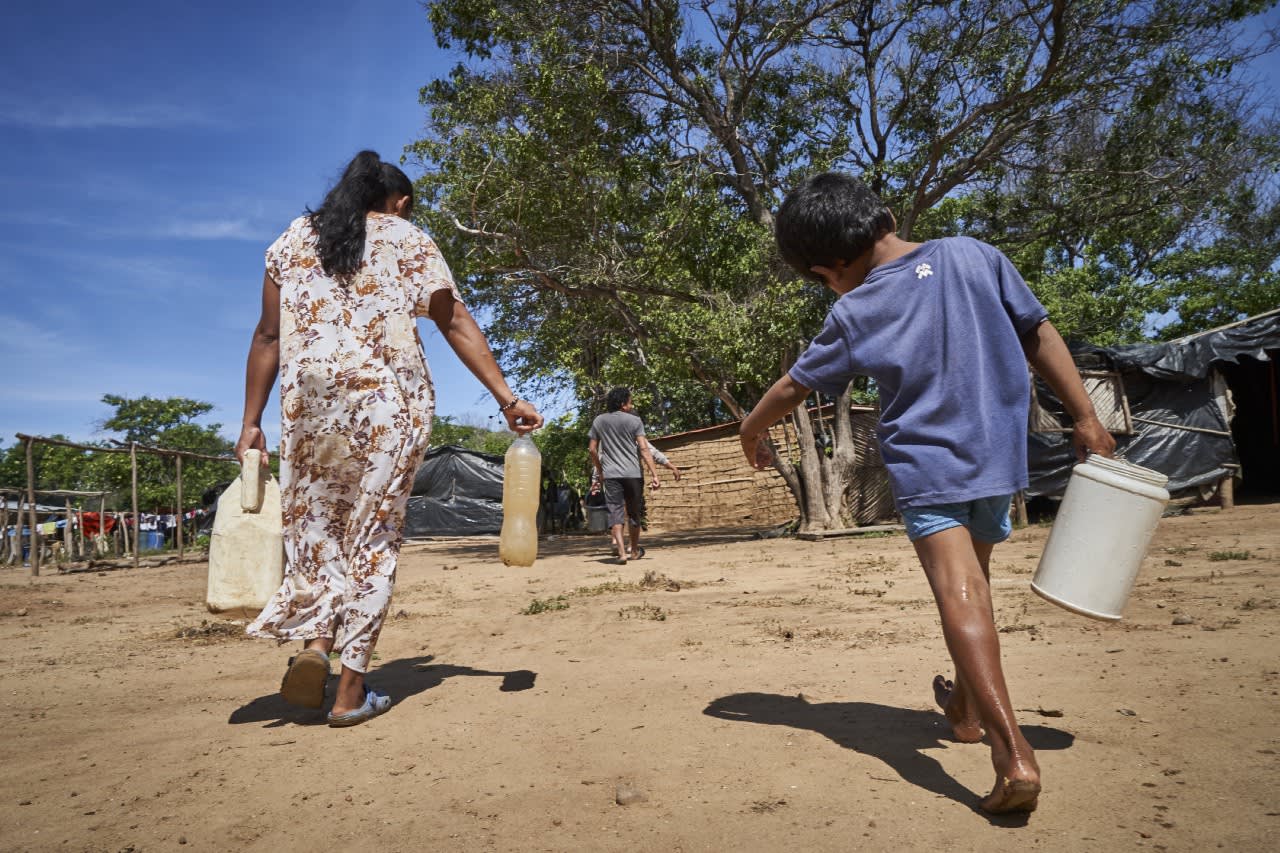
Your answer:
[647,405,896,532]
[645,421,795,530]
[835,407,896,526]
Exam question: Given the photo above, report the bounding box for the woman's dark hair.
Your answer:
[307,150,415,277]
[774,172,895,282]
[605,387,632,412]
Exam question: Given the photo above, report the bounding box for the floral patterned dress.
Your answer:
[246,213,459,673]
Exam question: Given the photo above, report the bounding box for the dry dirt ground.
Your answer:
[1,502,1277,852]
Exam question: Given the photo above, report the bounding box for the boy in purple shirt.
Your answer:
[740,172,1115,814]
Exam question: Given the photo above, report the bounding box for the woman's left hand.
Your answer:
[503,400,543,434]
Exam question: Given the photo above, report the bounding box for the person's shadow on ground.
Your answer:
[228,655,537,728]
[703,692,1073,825]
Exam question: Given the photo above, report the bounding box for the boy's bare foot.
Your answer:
[981,773,1041,814]
[932,675,983,743]
[981,742,1041,814]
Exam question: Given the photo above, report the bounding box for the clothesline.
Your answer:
[12,433,237,574]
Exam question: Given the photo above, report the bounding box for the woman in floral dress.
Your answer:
[236,150,542,727]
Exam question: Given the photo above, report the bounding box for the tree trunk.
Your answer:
[772,384,863,532]
[789,403,832,531]
[821,386,859,525]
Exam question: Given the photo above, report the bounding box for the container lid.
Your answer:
[1084,454,1170,488]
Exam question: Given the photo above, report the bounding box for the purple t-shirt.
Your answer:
[789,237,1047,509]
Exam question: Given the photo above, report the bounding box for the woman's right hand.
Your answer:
[235,424,269,465]
[503,400,544,434]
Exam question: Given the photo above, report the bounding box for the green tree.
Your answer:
[1149,183,1280,339]
[0,437,103,496]
[94,395,237,511]
[531,414,592,492]
[413,0,1279,529]
[430,415,517,455]
[0,395,237,516]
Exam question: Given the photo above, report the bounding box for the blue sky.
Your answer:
[1,2,1277,451]
[0,0,504,449]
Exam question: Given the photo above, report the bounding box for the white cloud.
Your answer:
[0,211,78,228]
[0,314,85,360]
[159,219,272,241]
[0,247,240,301]
[0,98,219,130]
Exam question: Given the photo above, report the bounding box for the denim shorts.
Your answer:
[900,494,1014,543]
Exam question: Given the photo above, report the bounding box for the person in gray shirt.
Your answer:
[588,387,659,563]
[642,439,682,481]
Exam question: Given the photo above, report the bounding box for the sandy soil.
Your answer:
[1,502,1277,852]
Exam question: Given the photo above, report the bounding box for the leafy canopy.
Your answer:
[412,0,1279,433]
[0,395,237,512]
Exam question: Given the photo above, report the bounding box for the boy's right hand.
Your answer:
[741,432,776,470]
[1072,414,1116,462]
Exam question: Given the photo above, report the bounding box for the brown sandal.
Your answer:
[280,648,331,709]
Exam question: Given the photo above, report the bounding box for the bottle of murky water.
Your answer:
[499,435,541,567]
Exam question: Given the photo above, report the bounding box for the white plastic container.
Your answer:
[1031,455,1170,621]
[499,435,541,567]
[207,449,284,618]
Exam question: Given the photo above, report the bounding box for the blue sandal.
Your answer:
[326,687,391,728]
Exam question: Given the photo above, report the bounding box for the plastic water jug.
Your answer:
[499,435,541,567]
[1031,455,1169,621]
[207,449,284,617]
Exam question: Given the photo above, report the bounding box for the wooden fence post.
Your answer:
[1013,491,1029,527]
[1219,471,1235,510]
[131,443,139,569]
[8,496,15,565]
[99,497,107,557]
[26,437,40,576]
[0,492,9,565]
[12,495,22,567]
[176,455,184,559]
[17,497,25,567]
[12,492,20,564]
[62,497,73,565]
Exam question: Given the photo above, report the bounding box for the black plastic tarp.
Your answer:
[1072,309,1280,383]
[1028,372,1236,498]
[404,445,504,537]
[1027,310,1280,499]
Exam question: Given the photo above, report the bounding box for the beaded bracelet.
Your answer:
[498,396,521,413]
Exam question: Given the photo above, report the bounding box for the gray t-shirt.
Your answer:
[589,411,645,479]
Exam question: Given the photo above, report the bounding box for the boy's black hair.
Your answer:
[605,387,631,412]
[774,172,895,281]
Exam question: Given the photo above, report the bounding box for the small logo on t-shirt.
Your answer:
[915,263,933,280]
